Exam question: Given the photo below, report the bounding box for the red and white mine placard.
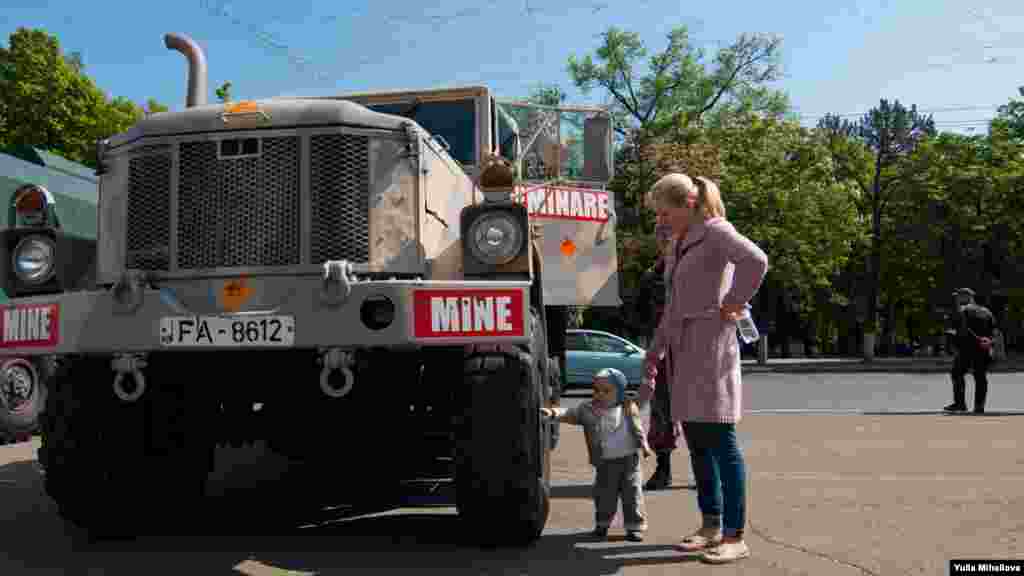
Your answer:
[0,303,60,348]
[513,185,610,222]
[413,289,526,339]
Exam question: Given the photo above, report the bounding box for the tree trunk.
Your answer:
[864,192,883,361]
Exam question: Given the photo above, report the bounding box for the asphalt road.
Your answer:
[2,371,1022,575]
[561,371,1024,413]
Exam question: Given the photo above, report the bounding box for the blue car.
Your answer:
[565,329,646,390]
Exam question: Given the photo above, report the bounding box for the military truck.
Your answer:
[7,33,619,543]
[0,149,99,444]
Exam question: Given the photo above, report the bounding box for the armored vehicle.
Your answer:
[8,33,619,543]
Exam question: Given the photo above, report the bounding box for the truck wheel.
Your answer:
[38,357,209,537]
[456,309,551,546]
[0,357,49,437]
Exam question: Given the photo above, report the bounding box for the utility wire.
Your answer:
[796,105,1005,121]
[200,0,670,84]
[200,0,1019,125]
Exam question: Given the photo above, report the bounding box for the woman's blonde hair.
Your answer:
[647,173,696,210]
[647,173,726,220]
[693,176,726,219]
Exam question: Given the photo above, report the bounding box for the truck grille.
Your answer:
[126,149,172,271]
[124,131,372,272]
[310,134,370,264]
[178,137,301,269]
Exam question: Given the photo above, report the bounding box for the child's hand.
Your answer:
[540,407,555,419]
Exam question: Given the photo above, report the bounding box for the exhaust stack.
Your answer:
[163,33,208,108]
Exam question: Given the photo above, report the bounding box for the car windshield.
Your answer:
[566,332,588,351]
[590,335,629,353]
[366,100,476,165]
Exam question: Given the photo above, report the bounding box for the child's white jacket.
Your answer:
[561,400,653,467]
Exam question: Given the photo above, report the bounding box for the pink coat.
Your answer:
[639,217,769,424]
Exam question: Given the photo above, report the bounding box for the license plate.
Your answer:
[159,316,295,347]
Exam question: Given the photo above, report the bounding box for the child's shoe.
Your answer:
[591,526,609,539]
[625,530,644,542]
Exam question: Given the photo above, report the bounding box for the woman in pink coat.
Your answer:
[639,173,768,564]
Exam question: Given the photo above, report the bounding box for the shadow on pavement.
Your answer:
[234,516,699,576]
[0,450,701,576]
[552,483,694,501]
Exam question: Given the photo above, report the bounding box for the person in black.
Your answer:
[633,223,680,489]
[944,288,996,414]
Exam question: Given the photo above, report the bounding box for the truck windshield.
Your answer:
[367,100,476,166]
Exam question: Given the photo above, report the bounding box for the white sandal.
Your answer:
[701,540,751,564]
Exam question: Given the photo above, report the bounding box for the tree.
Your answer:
[710,113,861,353]
[0,28,152,167]
[567,27,786,137]
[565,25,789,335]
[990,87,1024,145]
[713,114,860,297]
[818,100,936,356]
[566,26,788,215]
[215,81,233,103]
[143,98,169,116]
[526,83,566,106]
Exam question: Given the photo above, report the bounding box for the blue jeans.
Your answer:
[681,422,746,538]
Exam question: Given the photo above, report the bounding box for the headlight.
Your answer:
[12,235,56,285]
[468,211,524,265]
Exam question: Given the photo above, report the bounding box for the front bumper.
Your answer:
[0,278,532,356]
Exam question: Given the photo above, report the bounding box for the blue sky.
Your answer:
[2,0,1022,134]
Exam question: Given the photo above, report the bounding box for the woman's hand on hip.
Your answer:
[643,350,659,378]
[720,302,745,322]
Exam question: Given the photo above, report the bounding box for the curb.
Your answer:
[745,409,1024,416]
[741,360,1024,374]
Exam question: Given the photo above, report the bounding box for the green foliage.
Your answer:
[817,99,937,344]
[990,87,1023,144]
[0,27,167,167]
[566,25,789,216]
[567,27,785,137]
[709,113,861,314]
[215,81,233,103]
[564,25,791,332]
[526,83,566,107]
[144,98,169,116]
[893,128,1024,320]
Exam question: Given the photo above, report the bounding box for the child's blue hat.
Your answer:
[594,367,628,405]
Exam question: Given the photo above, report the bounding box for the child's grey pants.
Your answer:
[594,452,647,531]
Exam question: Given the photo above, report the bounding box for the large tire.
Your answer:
[38,356,210,538]
[456,309,551,546]
[0,356,50,437]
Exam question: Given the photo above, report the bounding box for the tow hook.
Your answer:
[111,270,146,314]
[321,260,354,308]
[112,354,147,402]
[319,348,355,398]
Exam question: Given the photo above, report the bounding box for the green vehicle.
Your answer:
[0,148,98,443]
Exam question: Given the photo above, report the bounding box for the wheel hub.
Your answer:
[0,361,35,413]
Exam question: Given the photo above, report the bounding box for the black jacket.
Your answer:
[953,303,995,354]
[633,257,667,334]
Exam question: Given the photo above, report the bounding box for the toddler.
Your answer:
[541,367,652,540]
